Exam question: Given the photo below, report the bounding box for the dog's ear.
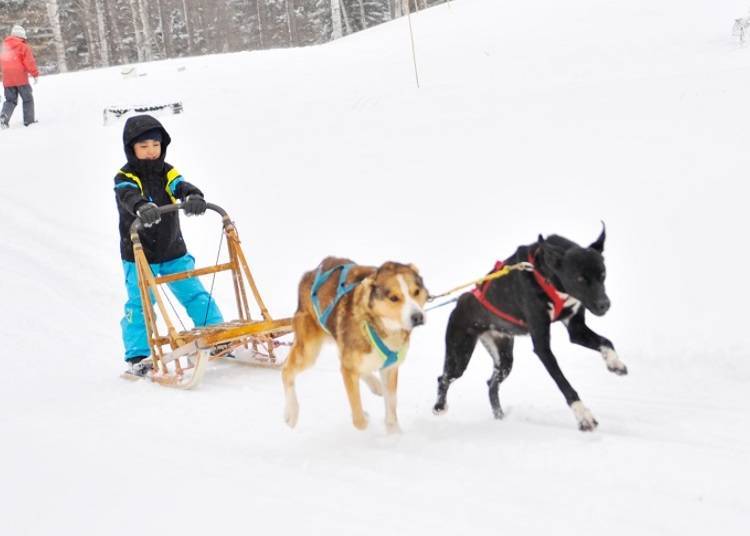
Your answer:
[589,222,606,253]
[359,276,377,307]
[538,234,545,244]
[408,265,426,293]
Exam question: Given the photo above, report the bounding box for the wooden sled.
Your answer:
[128,202,292,389]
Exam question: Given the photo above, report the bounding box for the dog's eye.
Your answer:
[576,275,588,284]
[413,288,421,297]
[389,295,400,303]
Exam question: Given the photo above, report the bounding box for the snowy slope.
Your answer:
[1,0,749,534]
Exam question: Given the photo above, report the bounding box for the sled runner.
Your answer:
[126,202,292,389]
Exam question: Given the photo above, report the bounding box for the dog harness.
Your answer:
[310,263,408,369]
[364,322,408,369]
[471,252,567,327]
[311,263,359,333]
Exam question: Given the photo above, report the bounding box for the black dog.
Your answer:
[432,226,627,431]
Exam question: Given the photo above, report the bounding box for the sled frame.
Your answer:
[130,202,292,388]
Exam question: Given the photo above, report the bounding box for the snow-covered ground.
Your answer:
[2,0,749,534]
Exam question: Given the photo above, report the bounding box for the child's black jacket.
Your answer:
[113,115,203,263]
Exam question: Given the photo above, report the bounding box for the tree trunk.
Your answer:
[339,0,352,35]
[138,0,154,60]
[79,1,100,67]
[128,0,146,61]
[255,0,265,48]
[381,0,391,22]
[286,0,298,46]
[94,0,111,66]
[181,0,194,54]
[104,0,128,64]
[45,0,68,72]
[357,0,367,30]
[330,0,343,40]
[215,1,231,52]
[156,0,173,58]
[393,0,402,18]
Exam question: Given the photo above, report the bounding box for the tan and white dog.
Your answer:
[282,257,428,433]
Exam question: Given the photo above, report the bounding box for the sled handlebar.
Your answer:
[129,202,230,241]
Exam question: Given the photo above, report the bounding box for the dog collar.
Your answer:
[364,322,407,369]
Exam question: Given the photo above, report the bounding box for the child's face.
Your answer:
[133,139,162,160]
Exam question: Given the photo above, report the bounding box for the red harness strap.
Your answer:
[528,252,567,321]
[471,261,527,327]
[471,254,567,327]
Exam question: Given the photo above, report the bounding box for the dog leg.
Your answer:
[341,364,368,430]
[361,373,384,396]
[282,313,325,428]
[380,366,401,434]
[565,311,628,375]
[480,332,514,419]
[433,308,479,415]
[530,321,598,431]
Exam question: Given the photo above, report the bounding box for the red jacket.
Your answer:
[1,36,39,88]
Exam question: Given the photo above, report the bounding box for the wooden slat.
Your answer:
[198,318,293,346]
[153,263,233,285]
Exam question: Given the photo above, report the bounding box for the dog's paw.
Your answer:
[432,403,448,416]
[571,401,598,432]
[492,407,505,420]
[284,408,299,428]
[601,348,628,376]
[386,421,402,435]
[284,402,299,429]
[608,362,628,376]
[352,412,369,430]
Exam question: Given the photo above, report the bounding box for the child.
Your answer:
[114,114,223,376]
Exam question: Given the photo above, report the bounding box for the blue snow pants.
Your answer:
[120,253,223,361]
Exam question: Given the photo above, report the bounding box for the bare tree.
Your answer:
[255,0,266,48]
[94,0,111,66]
[74,0,101,66]
[339,0,352,35]
[357,0,367,30]
[330,0,343,40]
[128,0,146,61]
[392,0,402,18]
[181,0,195,54]
[286,0,299,46]
[104,0,128,64]
[156,0,173,58]
[45,0,68,72]
[138,0,155,60]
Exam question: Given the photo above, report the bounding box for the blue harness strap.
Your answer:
[311,263,359,332]
[364,322,407,369]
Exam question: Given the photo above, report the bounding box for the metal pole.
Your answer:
[405,1,420,88]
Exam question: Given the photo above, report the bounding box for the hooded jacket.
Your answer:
[114,115,203,263]
[0,36,38,87]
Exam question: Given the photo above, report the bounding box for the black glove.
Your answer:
[136,202,161,228]
[183,194,207,216]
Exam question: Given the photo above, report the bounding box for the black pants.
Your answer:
[1,85,35,125]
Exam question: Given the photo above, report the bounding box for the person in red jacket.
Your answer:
[0,25,39,129]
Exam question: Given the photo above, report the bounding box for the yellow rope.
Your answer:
[428,261,534,301]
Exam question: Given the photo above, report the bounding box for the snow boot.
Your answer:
[125,356,153,377]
